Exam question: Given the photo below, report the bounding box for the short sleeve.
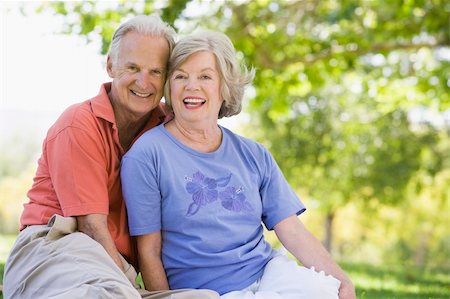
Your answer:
[121,153,162,236]
[46,126,109,216]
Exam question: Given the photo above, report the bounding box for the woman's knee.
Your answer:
[259,254,340,299]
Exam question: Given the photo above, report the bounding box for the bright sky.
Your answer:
[0,2,110,142]
[0,1,241,144]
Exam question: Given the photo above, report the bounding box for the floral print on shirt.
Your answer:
[185,171,252,215]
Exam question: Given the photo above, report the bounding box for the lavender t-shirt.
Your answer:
[121,124,305,295]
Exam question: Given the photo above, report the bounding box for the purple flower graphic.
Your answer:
[219,186,253,212]
[185,171,218,216]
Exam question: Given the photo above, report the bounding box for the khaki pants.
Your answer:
[3,215,219,299]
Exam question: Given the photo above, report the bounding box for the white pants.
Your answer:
[221,251,341,299]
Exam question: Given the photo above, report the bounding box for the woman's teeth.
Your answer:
[183,98,205,104]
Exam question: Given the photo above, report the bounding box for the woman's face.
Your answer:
[169,51,223,125]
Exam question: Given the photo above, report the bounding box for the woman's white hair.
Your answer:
[164,30,255,118]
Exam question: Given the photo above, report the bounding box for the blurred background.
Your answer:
[0,1,449,298]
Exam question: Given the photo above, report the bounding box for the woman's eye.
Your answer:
[174,74,185,79]
[201,75,211,80]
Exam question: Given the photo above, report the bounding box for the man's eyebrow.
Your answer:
[176,67,216,72]
[123,62,165,70]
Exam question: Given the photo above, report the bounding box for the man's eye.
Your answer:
[151,69,163,76]
[128,66,138,72]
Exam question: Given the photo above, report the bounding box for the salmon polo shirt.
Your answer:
[20,82,166,266]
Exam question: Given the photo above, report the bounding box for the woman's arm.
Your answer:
[274,214,356,299]
[136,231,170,291]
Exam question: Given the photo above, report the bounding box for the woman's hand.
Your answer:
[274,215,356,299]
[338,279,356,299]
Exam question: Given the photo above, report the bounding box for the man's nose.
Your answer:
[135,72,151,89]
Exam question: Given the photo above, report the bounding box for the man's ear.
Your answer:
[106,55,114,78]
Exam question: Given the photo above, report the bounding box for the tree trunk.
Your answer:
[323,212,335,253]
[414,231,429,267]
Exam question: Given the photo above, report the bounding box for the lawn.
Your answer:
[342,262,450,299]
[1,234,449,299]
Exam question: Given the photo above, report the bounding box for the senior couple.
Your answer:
[4,14,355,299]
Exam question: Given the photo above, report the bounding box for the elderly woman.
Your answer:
[121,30,356,299]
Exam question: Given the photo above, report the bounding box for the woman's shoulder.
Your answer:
[127,124,167,154]
[141,123,166,139]
[222,126,269,156]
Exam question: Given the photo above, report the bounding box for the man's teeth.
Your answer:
[183,98,205,103]
[132,90,151,97]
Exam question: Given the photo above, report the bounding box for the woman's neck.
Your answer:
[166,119,222,153]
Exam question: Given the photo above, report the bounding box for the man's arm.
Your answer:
[136,232,169,291]
[274,214,356,299]
[77,214,124,271]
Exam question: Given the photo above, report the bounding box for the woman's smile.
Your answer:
[183,97,206,109]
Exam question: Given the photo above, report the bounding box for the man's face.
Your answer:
[107,31,170,119]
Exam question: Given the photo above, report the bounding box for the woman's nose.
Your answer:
[186,78,200,91]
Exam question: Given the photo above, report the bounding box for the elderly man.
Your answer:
[3,14,219,299]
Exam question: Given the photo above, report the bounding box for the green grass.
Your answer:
[1,258,449,298]
[343,262,450,299]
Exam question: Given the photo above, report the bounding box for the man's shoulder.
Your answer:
[55,100,96,127]
[51,83,113,130]
[45,99,101,140]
